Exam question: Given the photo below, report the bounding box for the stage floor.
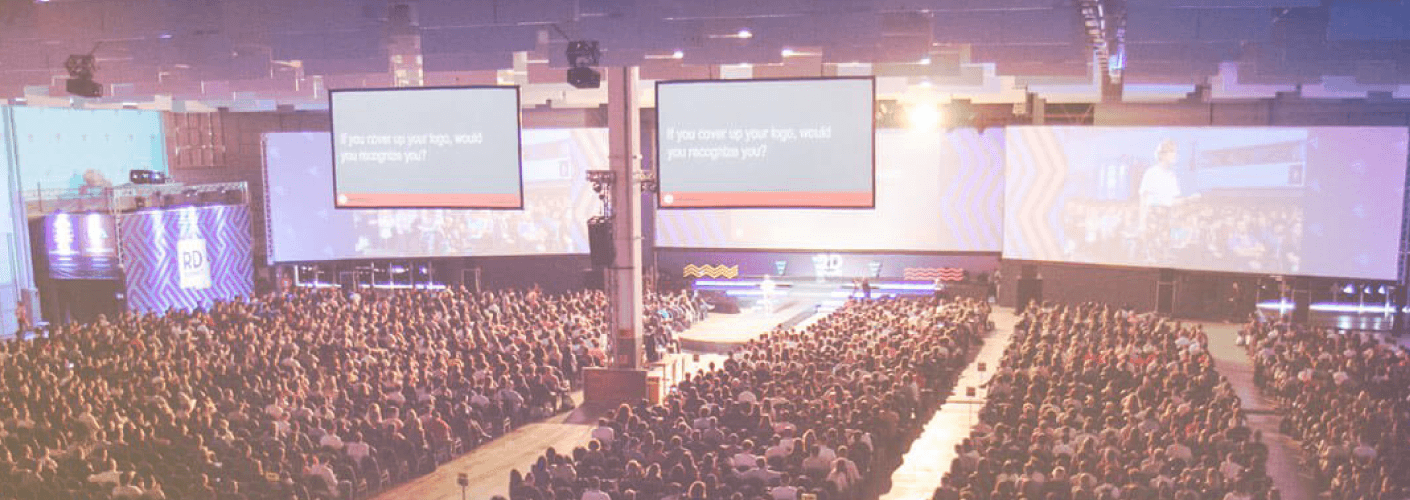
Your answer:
[676,300,818,353]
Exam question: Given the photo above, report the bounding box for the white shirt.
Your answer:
[1139,166,1181,208]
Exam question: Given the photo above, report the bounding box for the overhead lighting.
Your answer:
[919,57,931,65]
[737,28,752,39]
[781,48,796,57]
[917,79,933,89]
[908,104,941,131]
[673,50,684,59]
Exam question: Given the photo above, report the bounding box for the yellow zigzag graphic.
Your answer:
[682,264,739,279]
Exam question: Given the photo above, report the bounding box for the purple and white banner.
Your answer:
[120,205,254,313]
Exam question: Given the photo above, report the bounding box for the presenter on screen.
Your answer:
[1138,139,1196,260]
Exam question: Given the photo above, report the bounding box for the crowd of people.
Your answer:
[1061,199,1303,274]
[936,303,1277,500]
[1244,319,1410,499]
[0,286,696,500]
[507,296,992,500]
[350,191,592,257]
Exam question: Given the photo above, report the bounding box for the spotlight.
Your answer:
[129,169,168,185]
[64,54,102,98]
[566,40,601,89]
[908,104,941,131]
[737,28,752,39]
[672,50,684,59]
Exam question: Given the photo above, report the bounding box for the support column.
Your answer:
[607,66,644,370]
[583,66,647,405]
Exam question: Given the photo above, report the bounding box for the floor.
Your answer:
[878,308,1019,500]
[1199,321,1319,500]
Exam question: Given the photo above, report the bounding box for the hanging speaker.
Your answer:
[587,219,615,267]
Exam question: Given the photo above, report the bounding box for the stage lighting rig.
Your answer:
[64,43,104,98]
[566,40,601,89]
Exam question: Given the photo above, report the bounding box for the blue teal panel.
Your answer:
[9,107,167,193]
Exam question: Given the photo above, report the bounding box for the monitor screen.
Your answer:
[656,77,875,208]
[330,86,523,208]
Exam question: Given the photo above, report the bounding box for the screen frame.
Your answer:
[654,76,877,210]
[328,84,526,210]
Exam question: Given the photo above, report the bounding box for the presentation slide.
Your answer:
[330,86,523,208]
[267,130,605,262]
[656,78,875,208]
[656,129,1003,252]
[1004,126,1409,280]
[45,212,119,280]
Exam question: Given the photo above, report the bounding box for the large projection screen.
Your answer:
[656,77,875,208]
[267,130,605,262]
[656,129,1003,252]
[1004,126,1409,280]
[330,86,523,208]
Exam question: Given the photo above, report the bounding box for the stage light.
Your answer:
[737,28,752,39]
[919,57,931,65]
[908,104,941,131]
[781,48,796,57]
[1343,284,1356,294]
[672,50,684,59]
[565,40,601,89]
[64,54,102,98]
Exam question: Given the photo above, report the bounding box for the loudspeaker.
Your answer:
[583,268,604,290]
[1292,288,1310,323]
[1156,282,1176,315]
[1016,277,1042,313]
[588,221,615,267]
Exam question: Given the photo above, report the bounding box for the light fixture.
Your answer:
[781,48,796,57]
[565,40,601,89]
[919,57,931,65]
[672,50,684,59]
[737,28,752,39]
[908,104,941,131]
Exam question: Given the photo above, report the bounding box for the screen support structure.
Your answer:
[584,67,648,406]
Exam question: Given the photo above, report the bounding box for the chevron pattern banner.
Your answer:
[682,264,739,279]
[903,267,967,282]
[120,205,254,313]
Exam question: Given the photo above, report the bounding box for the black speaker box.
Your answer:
[1016,278,1043,313]
[588,221,615,267]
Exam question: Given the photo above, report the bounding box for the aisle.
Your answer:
[878,307,1020,500]
[1200,321,1319,500]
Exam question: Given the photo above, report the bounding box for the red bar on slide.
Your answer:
[337,192,521,208]
[661,190,871,208]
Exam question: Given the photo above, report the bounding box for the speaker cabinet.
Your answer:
[588,221,615,267]
[1016,278,1043,313]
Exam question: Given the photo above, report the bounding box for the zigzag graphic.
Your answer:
[121,205,254,313]
[682,264,739,279]
[903,267,967,282]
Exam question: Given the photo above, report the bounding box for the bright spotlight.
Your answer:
[781,48,796,57]
[737,28,752,39]
[908,105,941,131]
[672,50,684,59]
[919,57,931,65]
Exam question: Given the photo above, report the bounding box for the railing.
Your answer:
[24,181,248,218]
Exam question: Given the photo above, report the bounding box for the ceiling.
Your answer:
[1,0,1408,111]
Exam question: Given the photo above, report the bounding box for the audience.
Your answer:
[937,302,1277,500]
[509,296,992,500]
[1245,318,1410,500]
[0,286,705,500]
